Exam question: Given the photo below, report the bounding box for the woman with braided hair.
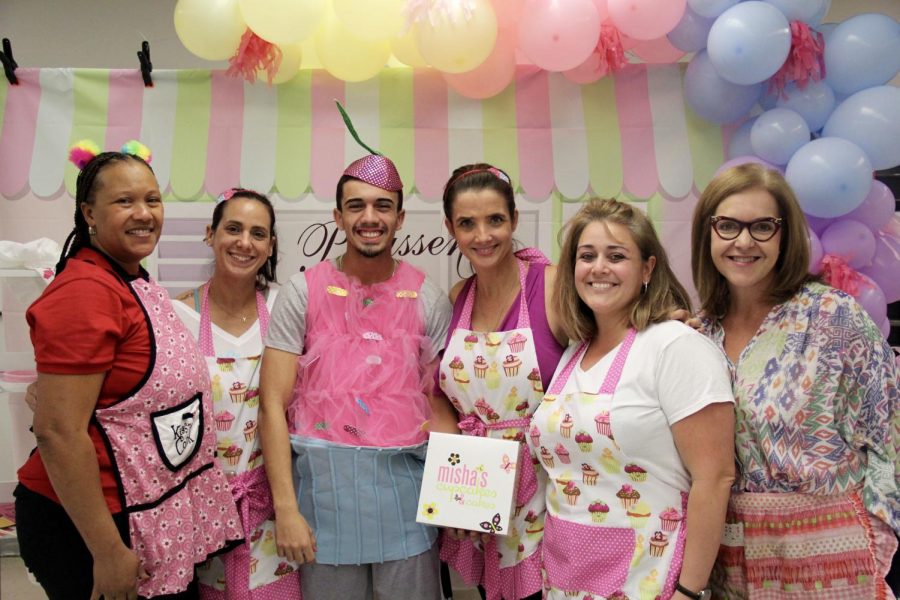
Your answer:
[15,141,242,600]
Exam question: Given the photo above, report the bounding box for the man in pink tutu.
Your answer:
[258,151,456,600]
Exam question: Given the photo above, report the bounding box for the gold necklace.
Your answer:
[207,283,254,323]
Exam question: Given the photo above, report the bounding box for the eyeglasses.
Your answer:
[710,216,783,242]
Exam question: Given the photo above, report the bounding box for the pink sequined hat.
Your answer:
[343,154,403,192]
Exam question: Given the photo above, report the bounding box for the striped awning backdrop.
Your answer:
[0,65,728,203]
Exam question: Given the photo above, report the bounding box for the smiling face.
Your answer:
[574,220,655,326]
[334,178,404,259]
[207,196,274,284]
[446,188,518,272]
[81,160,162,274]
[710,188,781,297]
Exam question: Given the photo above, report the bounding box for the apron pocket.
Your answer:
[543,513,635,596]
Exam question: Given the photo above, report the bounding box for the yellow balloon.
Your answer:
[333,0,405,41]
[315,12,391,82]
[390,29,428,68]
[258,44,303,84]
[174,0,247,61]
[239,0,326,45]
[300,37,324,69]
[414,0,497,73]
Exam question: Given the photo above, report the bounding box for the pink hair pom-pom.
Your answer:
[121,140,152,164]
[68,140,101,170]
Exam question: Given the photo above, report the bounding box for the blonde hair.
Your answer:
[553,199,691,341]
[691,163,814,318]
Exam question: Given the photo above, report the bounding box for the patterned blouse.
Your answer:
[701,281,899,534]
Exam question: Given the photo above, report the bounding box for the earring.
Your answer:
[641,281,648,294]
[88,225,97,236]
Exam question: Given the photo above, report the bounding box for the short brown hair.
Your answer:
[690,163,814,318]
[553,199,691,341]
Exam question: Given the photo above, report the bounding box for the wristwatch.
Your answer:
[676,582,712,600]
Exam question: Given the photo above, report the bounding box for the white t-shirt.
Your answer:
[173,289,278,358]
[552,320,734,492]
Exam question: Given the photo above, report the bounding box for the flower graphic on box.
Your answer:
[421,502,439,520]
[448,453,461,466]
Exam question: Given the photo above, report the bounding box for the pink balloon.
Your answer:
[491,0,524,29]
[854,273,888,327]
[563,50,610,84]
[845,180,895,232]
[608,0,687,40]
[860,231,900,303]
[518,0,601,72]
[630,35,686,63]
[444,28,517,99]
[821,218,876,269]
[714,155,780,177]
[592,0,610,22]
[808,227,823,274]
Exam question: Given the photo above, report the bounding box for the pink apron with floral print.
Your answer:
[439,256,547,600]
[94,277,243,597]
[530,329,688,600]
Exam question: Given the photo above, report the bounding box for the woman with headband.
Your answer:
[437,163,568,600]
[174,188,300,598]
[15,141,242,599]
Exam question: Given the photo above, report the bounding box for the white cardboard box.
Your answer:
[416,432,520,535]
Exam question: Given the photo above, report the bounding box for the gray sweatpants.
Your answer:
[299,542,442,600]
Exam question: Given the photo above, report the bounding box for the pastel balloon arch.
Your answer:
[174,0,900,337]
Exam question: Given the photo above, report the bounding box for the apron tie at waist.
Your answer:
[223,467,274,600]
[458,415,537,505]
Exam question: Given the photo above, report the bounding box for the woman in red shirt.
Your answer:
[16,142,241,600]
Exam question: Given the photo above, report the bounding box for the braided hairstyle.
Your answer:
[210,189,279,290]
[56,152,155,274]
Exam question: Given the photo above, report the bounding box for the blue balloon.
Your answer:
[824,14,900,95]
[822,85,900,170]
[751,108,811,165]
[728,117,757,159]
[687,0,738,19]
[668,5,716,53]
[775,80,836,132]
[684,51,763,124]
[762,0,825,24]
[785,138,873,218]
[707,1,791,85]
[816,22,837,43]
[808,0,831,27]
[758,87,779,110]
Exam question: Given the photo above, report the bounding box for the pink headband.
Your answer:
[447,166,511,189]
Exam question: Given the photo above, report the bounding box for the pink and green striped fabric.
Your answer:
[0,65,726,202]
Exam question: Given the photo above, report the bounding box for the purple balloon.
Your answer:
[821,219,876,269]
[854,273,888,327]
[879,316,891,339]
[727,118,757,159]
[668,4,716,52]
[808,227,824,273]
[804,214,833,235]
[714,155,780,177]
[860,232,900,303]
[751,107,811,166]
[845,180,895,232]
[684,51,763,124]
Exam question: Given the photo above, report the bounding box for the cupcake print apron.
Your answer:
[439,258,546,600]
[530,329,687,600]
[93,276,243,598]
[194,284,300,599]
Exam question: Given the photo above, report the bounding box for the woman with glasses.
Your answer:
[691,163,899,599]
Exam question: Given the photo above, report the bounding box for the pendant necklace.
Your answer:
[336,255,398,307]
[207,283,252,323]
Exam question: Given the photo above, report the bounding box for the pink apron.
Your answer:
[438,256,546,600]
[530,329,688,600]
[93,276,243,598]
[195,285,301,599]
